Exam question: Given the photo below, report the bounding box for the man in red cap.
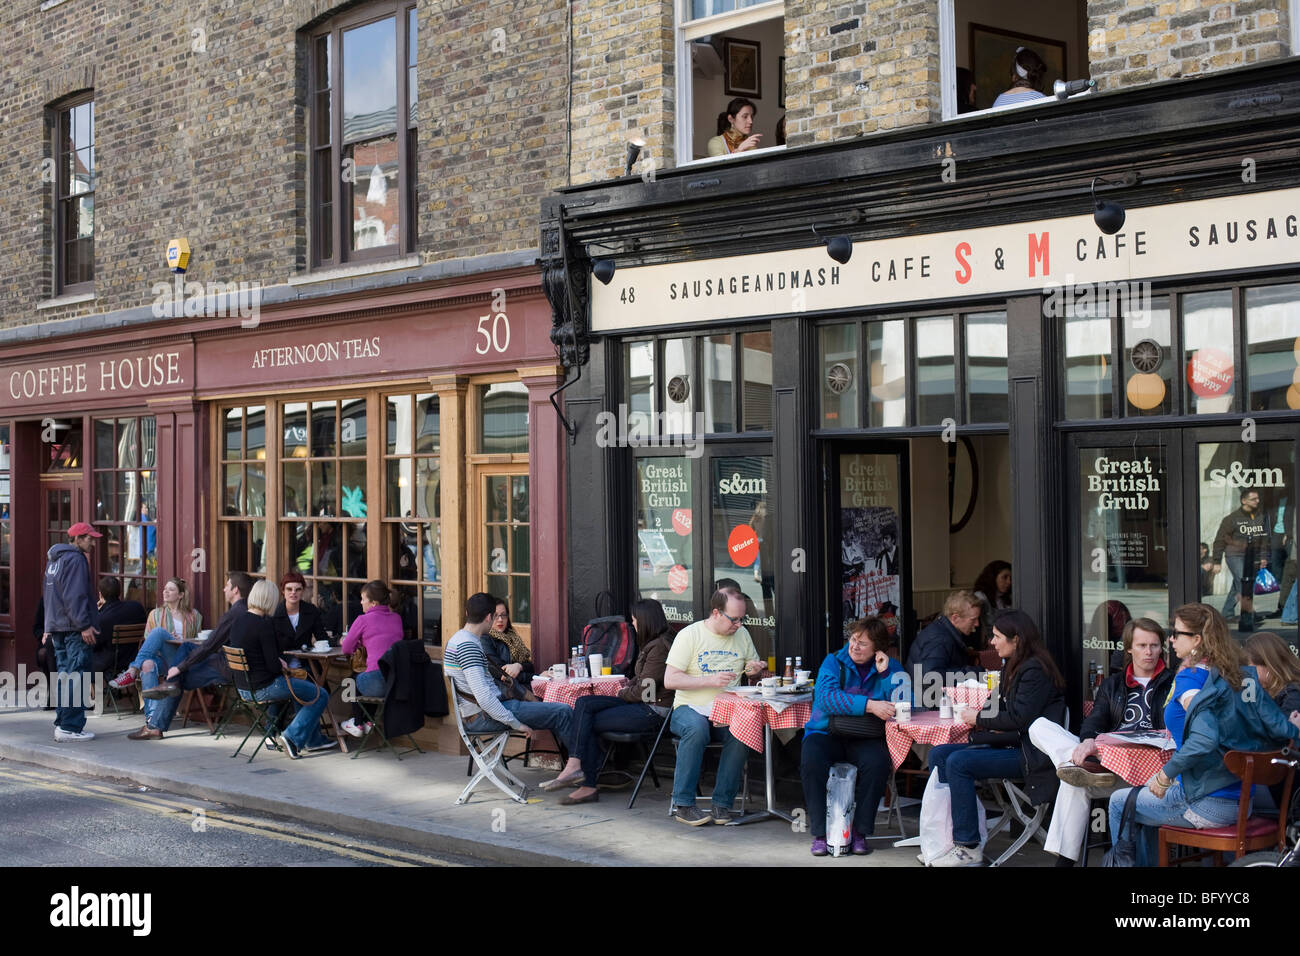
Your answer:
[42,522,102,741]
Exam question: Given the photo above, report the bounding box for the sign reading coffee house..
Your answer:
[0,343,194,413]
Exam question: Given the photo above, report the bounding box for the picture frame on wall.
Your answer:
[724,38,761,98]
[969,23,1066,112]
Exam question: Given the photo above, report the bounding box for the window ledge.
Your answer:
[288,255,422,288]
[40,0,73,10]
[37,291,96,310]
[677,145,786,169]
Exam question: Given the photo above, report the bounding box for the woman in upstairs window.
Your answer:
[707,98,762,156]
[991,47,1047,108]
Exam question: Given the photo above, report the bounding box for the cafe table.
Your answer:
[290,647,353,752]
[708,688,813,826]
[1095,730,1175,786]
[530,675,628,707]
[885,710,971,770]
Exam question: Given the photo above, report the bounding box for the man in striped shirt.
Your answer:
[445,592,584,790]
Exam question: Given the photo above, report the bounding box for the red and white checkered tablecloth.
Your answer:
[531,676,628,708]
[709,692,813,752]
[944,685,990,710]
[1096,732,1174,787]
[886,710,971,769]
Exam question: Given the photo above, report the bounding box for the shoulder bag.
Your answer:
[1102,787,1141,867]
[827,658,887,738]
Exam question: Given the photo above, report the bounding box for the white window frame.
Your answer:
[1292,0,1299,60]
[674,0,785,166]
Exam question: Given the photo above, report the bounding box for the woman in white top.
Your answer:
[991,47,1047,108]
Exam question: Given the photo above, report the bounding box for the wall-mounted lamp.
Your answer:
[825,236,853,264]
[1091,176,1126,235]
[592,258,617,285]
[625,138,646,177]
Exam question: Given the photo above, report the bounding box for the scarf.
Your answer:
[723,129,746,153]
[490,626,531,665]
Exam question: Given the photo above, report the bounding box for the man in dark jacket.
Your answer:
[43,522,101,742]
[1028,616,1173,865]
[1209,489,1270,630]
[905,590,981,685]
[92,577,147,676]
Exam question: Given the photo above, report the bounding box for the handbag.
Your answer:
[489,661,537,701]
[1102,786,1142,867]
[280,660,321,705]
[828,713,887,738]
[351,645,367,674]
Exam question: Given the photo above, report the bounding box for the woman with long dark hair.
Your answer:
[706,97,761,156]
[972,560,1011,648]
[480,598,536,700]
[923,609,1067,866]
[991,47,1047,108]
[552,598,677,805]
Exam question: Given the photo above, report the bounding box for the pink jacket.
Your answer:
[341,605,404,673]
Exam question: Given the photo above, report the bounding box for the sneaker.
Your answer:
[108,669,138,690]
[851,832,873,855]
[141,681,182,700]
[54,727,95,742]
[277,734,301,760]
[304,739,340,753]
[930,844,984,867]
[127,725,163,740]
[339,718,365,738]
[810,837,829,856]
[710,806,737,825]
[1056,763,1117,789]
[673,805,711,827]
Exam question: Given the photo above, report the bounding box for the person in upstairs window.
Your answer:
[991,47,1047,108]
[707,98,762,156]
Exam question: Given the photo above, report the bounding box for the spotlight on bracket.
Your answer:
[1091,177,1126,235]
[592,258,617,285]
[825,236,853,264]
[624,138,646,177]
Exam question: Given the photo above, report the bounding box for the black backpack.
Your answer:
[581,591,637,677]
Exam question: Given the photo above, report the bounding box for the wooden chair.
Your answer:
[104,623,146,718]
[1158,749,1296,866]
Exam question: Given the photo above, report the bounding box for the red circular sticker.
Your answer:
[667,565,689,594]
[727,524,760,568]
[1187,348,1234,398]
[672,508,692,536]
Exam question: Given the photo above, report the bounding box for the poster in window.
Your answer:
[636,458,694,623]
[840,454,901,622]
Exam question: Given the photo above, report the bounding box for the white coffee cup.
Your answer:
[894,700,912,722]
[551,663,567,680]
[760,676,779,698]
[588,653,603,677]
[795,669,811,684]
[312,640,330,652]
[953,702,968,722]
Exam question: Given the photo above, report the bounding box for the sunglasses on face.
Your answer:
[1168,628,1198,639]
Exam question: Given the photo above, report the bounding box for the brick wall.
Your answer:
[1088,0,1292,88]
[0,0,569,330]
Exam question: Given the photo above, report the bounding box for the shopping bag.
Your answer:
[918,766,988,865]
[826,763,857,857]
[1254,567,1280,595]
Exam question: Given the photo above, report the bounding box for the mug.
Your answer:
[550,663,567,680]
[894,700,912,722]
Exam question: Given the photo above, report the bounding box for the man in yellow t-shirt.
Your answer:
[664,587,763,826]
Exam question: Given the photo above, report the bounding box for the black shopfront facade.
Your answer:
[541,61,1300,720]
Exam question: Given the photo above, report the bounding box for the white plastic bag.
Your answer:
[918,766,988,865]
[826,763,857,857]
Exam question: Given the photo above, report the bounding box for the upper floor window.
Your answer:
[54,95,94,294]
[309,3,417,269]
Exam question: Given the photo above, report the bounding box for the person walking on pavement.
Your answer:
[42,522,102,742]
[1209,489,1270,631]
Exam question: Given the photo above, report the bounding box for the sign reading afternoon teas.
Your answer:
[591,187,1300,331]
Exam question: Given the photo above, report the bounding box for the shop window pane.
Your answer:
[662,338,692,435]
[341,399,366,456]
[421,523,441,583]
[114,417,137,469]
[416,458,439,519]
[625,341,656,434]
[741,331,773,431]
[819,323,859,429]
[1064,309,1113,420]
[869,320,907,427]
[311,461,336,516]
[1183,290,1234,414]
[702,334,734,433]
[312,402,337,458]
[340,460,366,518]
[245,406,265,461]
[343,17,397,134]
[1246,283,1300,412]
[140,418,156,469]
[711,455,774,661]
[415,394,439,453]
[1197,440,1294,643]
[1122,296,1173,417]
[391,524,419,580]
[224,408,242,458]
[95,472,114,522]
[387,459,412,518]
[283,402,308,458]
[511,475,529,522]
[915,317,955,425]
[222,464,243,514]
[386,394,410,455]
[95,419,115,468]
[1079,441,1170,685]
[116,471,138,522]
[965,312,1007,424]
[486,475,508,522]
[391,582,418,636]
[342,524,367,579]
[478,383,528,454]
[283,461,307,516]
[246,465,266,517]
[635,457,693,626]
[348,135,400,251]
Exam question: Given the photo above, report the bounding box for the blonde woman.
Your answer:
[111,577,201,691]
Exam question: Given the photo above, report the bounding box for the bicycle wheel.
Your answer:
[1227,851,1282,867]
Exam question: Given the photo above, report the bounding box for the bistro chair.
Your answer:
[350,691,422,761]
[103,622,146,719]
[1158,749,1296,866]
[450,685,528,805]
[220,646,282,763]
[981,777,1050,866]
[595,716,667,801]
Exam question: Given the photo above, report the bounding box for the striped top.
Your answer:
[991,89,1046,108]
[444,627,523,729]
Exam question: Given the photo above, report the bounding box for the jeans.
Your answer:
[1222,554,1245,617]
[799,733,893,839]
[238,676,331,749]
[1108,780,1243,867]
[670,706,752,811]
[570,696,663,787]
[929,743,1025,846]
[50,631,92,734]
[139,640,226,732]
[464,699,577,753]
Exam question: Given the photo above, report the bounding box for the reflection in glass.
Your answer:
[965,312,1008,423]
[415,393,438,453]
[96,472,114,522]
[340,460,366,518]
[416,459,438,518]
[486,475,508,523]
[386,459,412,518]
[223,464,243,515]
[312,402,337,458]
[1123,296,1173,417]
[625,342,656,436]
[343,17,397,135]
[819,324,858,429]
[282,462,307,517]
[225,408,243,458]
[96,419,115,469]
[246,465,266,517]
[915,316,955,425]
[387,394,410,455]
[349,136,399,251]
[662,338,692,435]
[1183,290,1234,414]
[742,331,773,431]
[711,455,775,660]
[702,334,734,433]
[1064,306,1112,420]
[635,457,693,626]
[283,402,308,458]
[245,406,266,460]
[341,399,366,456]
[478,383,529,454]
[311,461,336,516]
[1246,283,1300,412]
[869,320,906,427]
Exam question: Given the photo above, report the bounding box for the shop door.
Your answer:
[826,442,909,661]
[1184,424,1297,647]
[476,467,530,641]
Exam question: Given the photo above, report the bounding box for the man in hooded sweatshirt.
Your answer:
[43,522,102,741]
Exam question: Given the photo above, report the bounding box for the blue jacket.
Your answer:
[43,543,98,634]
[1162,665,1300,802]
[805,645,909,737]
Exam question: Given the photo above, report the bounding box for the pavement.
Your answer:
[0,705,1056,867]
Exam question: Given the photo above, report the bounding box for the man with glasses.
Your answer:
[905,590,982,686]
[1209,489,1271,632]
[664,586,763,826]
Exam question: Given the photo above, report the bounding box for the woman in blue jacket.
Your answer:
[800,616,909,857]
[1108,602,1300,866]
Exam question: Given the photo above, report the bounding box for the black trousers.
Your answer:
[799,732,893,839]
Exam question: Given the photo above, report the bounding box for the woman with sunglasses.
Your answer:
[272,570,329,652]
[1107,603,1300,866]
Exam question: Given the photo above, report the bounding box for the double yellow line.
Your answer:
[0,764,461,867]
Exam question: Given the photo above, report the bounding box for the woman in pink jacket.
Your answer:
[338,580,404,736]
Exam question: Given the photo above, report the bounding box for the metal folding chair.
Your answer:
[451,687,528,805]
[104,622,146,719]
[221,646,282,763]
[350,693,423,760]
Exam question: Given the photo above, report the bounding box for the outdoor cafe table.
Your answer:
[708,689,813,826]
[290,648,353,752]
[1096,730,1175,787]
[531,675,628,707]
[885,710,971,769]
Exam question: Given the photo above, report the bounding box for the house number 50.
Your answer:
[475,313,511,354]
